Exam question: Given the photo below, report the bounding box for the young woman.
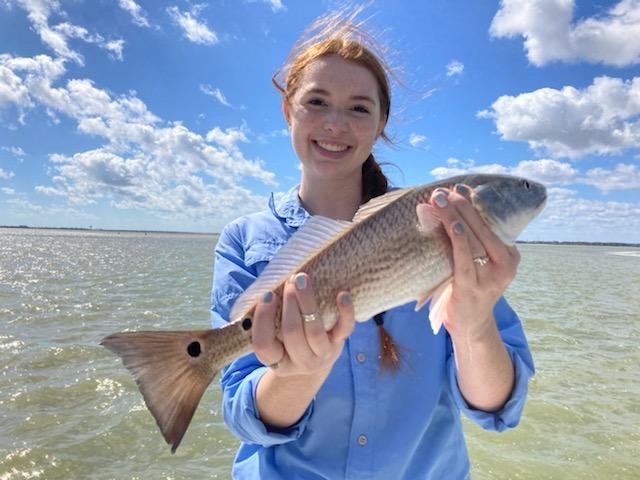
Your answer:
[210,12,533,480]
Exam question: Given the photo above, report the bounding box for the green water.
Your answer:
[1,228,638,479]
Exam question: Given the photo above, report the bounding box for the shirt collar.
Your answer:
[269,185,310,228]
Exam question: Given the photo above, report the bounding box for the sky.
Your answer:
[0,0,639,243]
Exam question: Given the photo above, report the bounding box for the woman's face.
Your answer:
[284,54,386,183]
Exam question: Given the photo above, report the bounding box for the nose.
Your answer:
[323,108,348,134]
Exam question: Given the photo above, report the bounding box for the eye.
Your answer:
[521,179,531,190]
[352,105,370,114]
[308,97,326,107]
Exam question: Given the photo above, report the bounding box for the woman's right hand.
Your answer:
[251,272,355,377]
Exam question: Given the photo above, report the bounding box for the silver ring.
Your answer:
[473,255,490,266]
[301,312,319,323]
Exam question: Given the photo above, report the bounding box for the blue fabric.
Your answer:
[210,185,535,479]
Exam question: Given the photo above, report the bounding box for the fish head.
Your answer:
[463,174,547,246]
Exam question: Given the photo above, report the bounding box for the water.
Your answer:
[1,228,638,479]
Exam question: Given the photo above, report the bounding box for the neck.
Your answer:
[298,174,363,221]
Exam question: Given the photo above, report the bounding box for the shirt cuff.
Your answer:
[448,345,534,432]
[221,362,315,447]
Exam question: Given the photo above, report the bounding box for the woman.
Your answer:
[210,11,533,479]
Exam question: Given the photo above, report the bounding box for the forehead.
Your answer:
[296,54,380,98]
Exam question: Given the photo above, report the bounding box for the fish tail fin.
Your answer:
[101,329,220,453]
[428,279,453,334]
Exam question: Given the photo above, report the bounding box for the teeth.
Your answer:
[316,141,348,152]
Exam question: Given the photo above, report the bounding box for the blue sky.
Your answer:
[1,0,639,243]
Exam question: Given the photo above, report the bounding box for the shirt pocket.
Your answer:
[244,241,285,277]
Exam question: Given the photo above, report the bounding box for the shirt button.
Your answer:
[357,434,368,446]
[356,352,366,363]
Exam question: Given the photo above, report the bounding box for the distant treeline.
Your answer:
[517,240,640,248]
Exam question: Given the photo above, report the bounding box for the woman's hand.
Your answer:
[430,183,521,340]
[251,272,355,377]
[429,183,517,411]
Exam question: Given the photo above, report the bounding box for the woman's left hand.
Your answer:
[429,183,521,339]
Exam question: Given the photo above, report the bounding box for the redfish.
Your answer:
[102,174,546,452]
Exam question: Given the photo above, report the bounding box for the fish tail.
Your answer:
[101,328,225,453]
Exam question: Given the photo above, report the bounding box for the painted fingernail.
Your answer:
[341,292,351,306]
[295,273,307,290]
[453,222,464,235]
[434,193,448,208]
[262,291,273,304]
[455,184,471,199]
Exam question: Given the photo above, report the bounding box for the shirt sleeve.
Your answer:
[210,221,314,445]
[446,296,535,432]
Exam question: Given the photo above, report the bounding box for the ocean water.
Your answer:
[1,228,638,479]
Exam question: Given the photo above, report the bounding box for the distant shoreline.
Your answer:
[2,225,639,247]
[0,225,217,236]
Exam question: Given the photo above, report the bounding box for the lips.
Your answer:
[313,140,351,153]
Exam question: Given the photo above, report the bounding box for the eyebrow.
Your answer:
[306,88,377,105]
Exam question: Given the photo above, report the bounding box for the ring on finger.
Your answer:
[301,312,319,323]
[473,255,490,267]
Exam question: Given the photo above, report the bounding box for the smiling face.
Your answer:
[284,54,386,184]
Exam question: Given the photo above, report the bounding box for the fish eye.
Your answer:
[521,180,531,190]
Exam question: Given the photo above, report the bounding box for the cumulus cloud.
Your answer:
[490,0,640,67]
[446,60,464,77]
[409,133,427,148]
[200,84,231,107]
[9,0,125,64]
[430,157,640,194]
[245,0,286,12]
[0,53,276,219]
[0,168,15,179]
[1,146,26,158]
[167,4,218,45]
[478,76,640,158]
[117,0,150,28]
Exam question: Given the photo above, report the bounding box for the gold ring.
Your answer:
[473,255,490,266]
[302,312,319,323]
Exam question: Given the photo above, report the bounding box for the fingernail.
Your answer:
[295,273,307,290]
[453,222,464,235]
[341,292,351,305]
[434,193,448,208]
[262,291,273,304]
[455,184,471,199]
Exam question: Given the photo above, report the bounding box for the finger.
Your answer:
[292,273,331,357]
[451,183,511,262]
[431,189,477,287]
[329,291,355,344]
[251,291,286,367]
[280,278,315,365]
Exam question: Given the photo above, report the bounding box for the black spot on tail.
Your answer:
[187,341,201,358]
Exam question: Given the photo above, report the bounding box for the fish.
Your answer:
[101,173,547,453]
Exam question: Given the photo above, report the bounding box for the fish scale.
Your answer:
[101,173,547,453]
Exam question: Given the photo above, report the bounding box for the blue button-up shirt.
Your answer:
[210,186,535,479]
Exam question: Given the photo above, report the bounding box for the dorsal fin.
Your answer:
[230,215,353,322]
[352,188,413,224]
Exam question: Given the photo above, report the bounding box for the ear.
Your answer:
[376,117,386,138]
[282,100,291,127]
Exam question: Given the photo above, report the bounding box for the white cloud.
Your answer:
[446,60,464,77]
[245,0,286,12]
[582,163,640,193]
[1,146,26,158]
[0,53,276,220]
[167,4,218,45]
[200,84,231,107]
[490,0,640,67]
[2,187,16,195]
[117,0,150,28]
[478,76,640,158]
[0,168,15,179]
[430,158,640,194]
[9,0,124,64]
[408,133,427,147]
